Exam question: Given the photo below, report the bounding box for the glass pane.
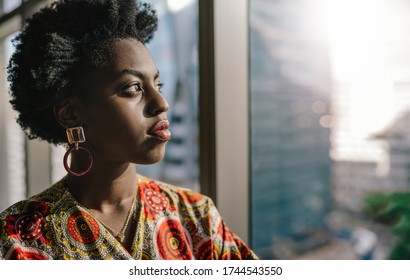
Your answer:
[1,0,22,15]
[251,0,409,260]
[138,0,199,191]
[249,0,332,259]
[0,32,26,211]
[329,0,410,260]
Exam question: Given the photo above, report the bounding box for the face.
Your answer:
[76,39,170,165]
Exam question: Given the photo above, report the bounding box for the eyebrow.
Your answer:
[113,69,160,80]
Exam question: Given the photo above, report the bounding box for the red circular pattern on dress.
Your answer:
[145,189,168,212]
[156,218,193,260]
[4,214,19,239]
[67,211,100,244]
[27,201,49,215]
[15,212,44,242]
[4,202,50,242]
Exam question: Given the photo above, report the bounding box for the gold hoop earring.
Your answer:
[63,127,93,176]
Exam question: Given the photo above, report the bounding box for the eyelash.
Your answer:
[156,83,164,92]
[121,82,164,97]
[121,83,143,96]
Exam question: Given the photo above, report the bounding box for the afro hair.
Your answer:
[7,0,158,145]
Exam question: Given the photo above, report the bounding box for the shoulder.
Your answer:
[0,178,66,219]
[0,178,66,259]
[137,175,216,218]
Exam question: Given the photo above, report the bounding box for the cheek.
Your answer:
[83,102,146,145]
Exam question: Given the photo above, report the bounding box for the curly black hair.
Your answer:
[7,0,158,145]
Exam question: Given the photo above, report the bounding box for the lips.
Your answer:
[147,120,172,141]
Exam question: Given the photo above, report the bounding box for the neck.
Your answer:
[65,161,138,209]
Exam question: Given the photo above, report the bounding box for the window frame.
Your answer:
[199,0,250,243]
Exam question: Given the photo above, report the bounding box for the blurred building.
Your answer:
[250,0,332,259]
[379,112,410,192]
[332,160,385,211]
[333,111,410,212]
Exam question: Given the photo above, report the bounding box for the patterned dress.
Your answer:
[0,175,258,260]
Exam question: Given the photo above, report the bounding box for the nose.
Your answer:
[144,87,169,117]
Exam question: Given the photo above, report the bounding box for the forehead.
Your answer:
[77,39,158,98]
[106,39,157,76]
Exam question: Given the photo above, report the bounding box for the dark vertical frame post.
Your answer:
[198,0,217,202]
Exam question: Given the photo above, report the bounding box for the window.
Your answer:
[247,0,410,259]
[0,28,25,211]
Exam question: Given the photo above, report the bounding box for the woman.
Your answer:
[0,0,257,260]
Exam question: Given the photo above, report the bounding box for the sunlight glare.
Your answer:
[327,0,404,161]
[167,0,195,13]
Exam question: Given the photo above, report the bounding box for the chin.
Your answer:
[137,157,164,165]
[136,150,166,165]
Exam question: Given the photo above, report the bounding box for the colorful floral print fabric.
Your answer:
[0,175,258,260]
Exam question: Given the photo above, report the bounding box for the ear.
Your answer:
[54,98,83,128]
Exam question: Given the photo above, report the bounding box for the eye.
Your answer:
[156,83,164,93]
[120,83,144,97]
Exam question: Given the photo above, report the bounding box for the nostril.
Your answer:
[155,104,168,115]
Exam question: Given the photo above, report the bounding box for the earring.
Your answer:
[63,127,93,176]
